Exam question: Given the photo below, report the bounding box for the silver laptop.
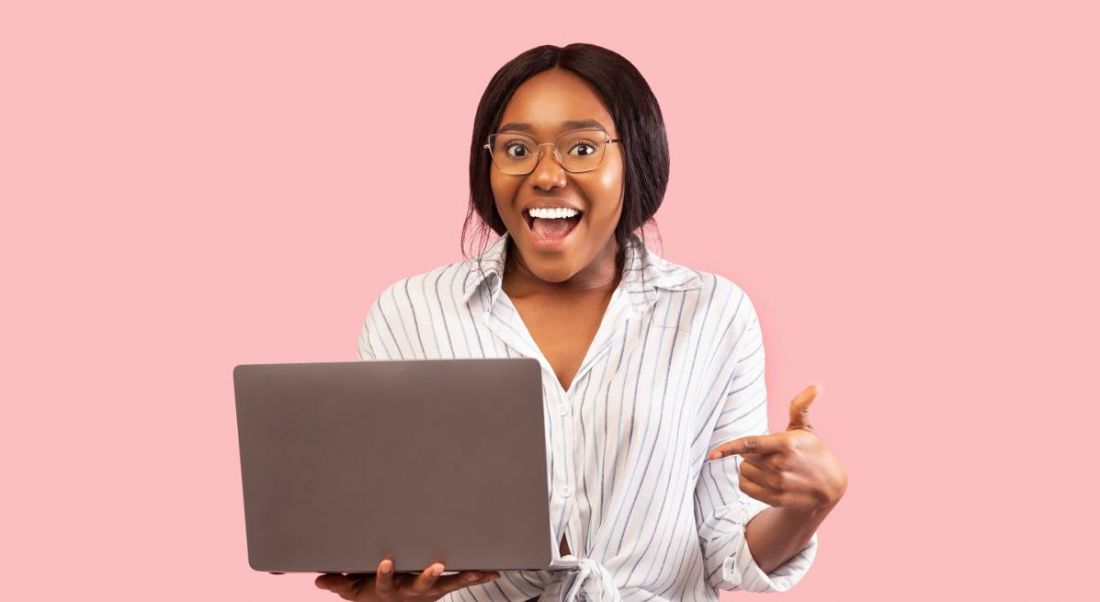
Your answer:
[233,358,553,574]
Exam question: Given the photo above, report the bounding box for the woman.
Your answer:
[316,43,847,601]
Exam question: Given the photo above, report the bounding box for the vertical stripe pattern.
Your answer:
[356,233,818,601]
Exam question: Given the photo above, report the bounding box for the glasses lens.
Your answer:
[489,133,538,174]
[557,130,606,173]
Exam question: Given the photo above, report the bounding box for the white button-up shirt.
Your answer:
[357,232,818,601]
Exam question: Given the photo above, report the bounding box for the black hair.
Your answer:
[461,42,667,266]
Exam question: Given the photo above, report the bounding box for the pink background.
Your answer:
[2,1,1097,600]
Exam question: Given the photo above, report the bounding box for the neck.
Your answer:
[503,236,625,298]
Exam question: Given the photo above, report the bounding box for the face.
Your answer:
[490,67,624,285]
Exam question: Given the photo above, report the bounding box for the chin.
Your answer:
[527,259,579,283]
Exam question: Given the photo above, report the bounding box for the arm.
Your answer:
[693,289,819,592]
[746,503,834,574]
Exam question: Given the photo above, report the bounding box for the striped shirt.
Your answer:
[356,232,818,601]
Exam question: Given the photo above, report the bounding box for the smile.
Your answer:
[523,207,583,249]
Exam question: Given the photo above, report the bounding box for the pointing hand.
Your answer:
[705,384,847,511]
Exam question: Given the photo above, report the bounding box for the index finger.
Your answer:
[706,434,786,460]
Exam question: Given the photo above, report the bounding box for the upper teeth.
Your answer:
[528,207,580,219]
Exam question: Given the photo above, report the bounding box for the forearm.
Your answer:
[744,503,833,574]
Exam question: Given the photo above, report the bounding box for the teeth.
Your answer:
[528,207,580,219]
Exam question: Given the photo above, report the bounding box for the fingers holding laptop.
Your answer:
[314,558,501,600]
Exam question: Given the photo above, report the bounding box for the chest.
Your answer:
[508,291,612,392]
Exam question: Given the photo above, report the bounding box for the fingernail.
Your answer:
[382,560,392,573]
[467,574,479,582]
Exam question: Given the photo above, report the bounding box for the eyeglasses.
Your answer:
[483,128,620,175]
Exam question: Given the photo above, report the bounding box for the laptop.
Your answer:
[233,358,554,574]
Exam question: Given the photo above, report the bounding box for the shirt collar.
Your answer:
[461,231,702,311]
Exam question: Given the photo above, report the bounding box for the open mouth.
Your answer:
[523,208,584,241]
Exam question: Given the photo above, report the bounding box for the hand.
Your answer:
[706,384,847,512]
[314,558,501,601]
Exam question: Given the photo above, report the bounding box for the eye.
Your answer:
[504,140,532,158]
[568,140,598,157]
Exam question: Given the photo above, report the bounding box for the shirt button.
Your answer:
[559,484,573,497]
[557,403,570,416]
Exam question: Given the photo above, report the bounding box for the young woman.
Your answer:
[315,43,847,602]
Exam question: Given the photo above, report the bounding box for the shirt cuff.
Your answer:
[723,496,820,592]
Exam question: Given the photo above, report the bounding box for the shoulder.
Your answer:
[702,270,756,321]
[371,259,475,311]
[652,255,760,344]
[359,259,478,359]
[649,252,754,314]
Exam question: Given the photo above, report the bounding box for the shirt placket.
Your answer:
[551,383,575,560]
[553,287,639,567]
[480,274,644,575]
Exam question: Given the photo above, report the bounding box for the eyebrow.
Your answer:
[497,119,608,134]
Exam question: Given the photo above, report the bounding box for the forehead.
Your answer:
[498,68,616,137]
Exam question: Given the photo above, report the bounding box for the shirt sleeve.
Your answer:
[693,288,819,592]
[357,295,393,361]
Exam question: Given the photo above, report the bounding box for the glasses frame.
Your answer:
[483,127,621,175]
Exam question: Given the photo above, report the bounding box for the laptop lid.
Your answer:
[233,358,553,573]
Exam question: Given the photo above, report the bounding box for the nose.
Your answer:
[529,142,567,191]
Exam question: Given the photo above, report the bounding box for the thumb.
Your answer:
[787,384,821,431]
